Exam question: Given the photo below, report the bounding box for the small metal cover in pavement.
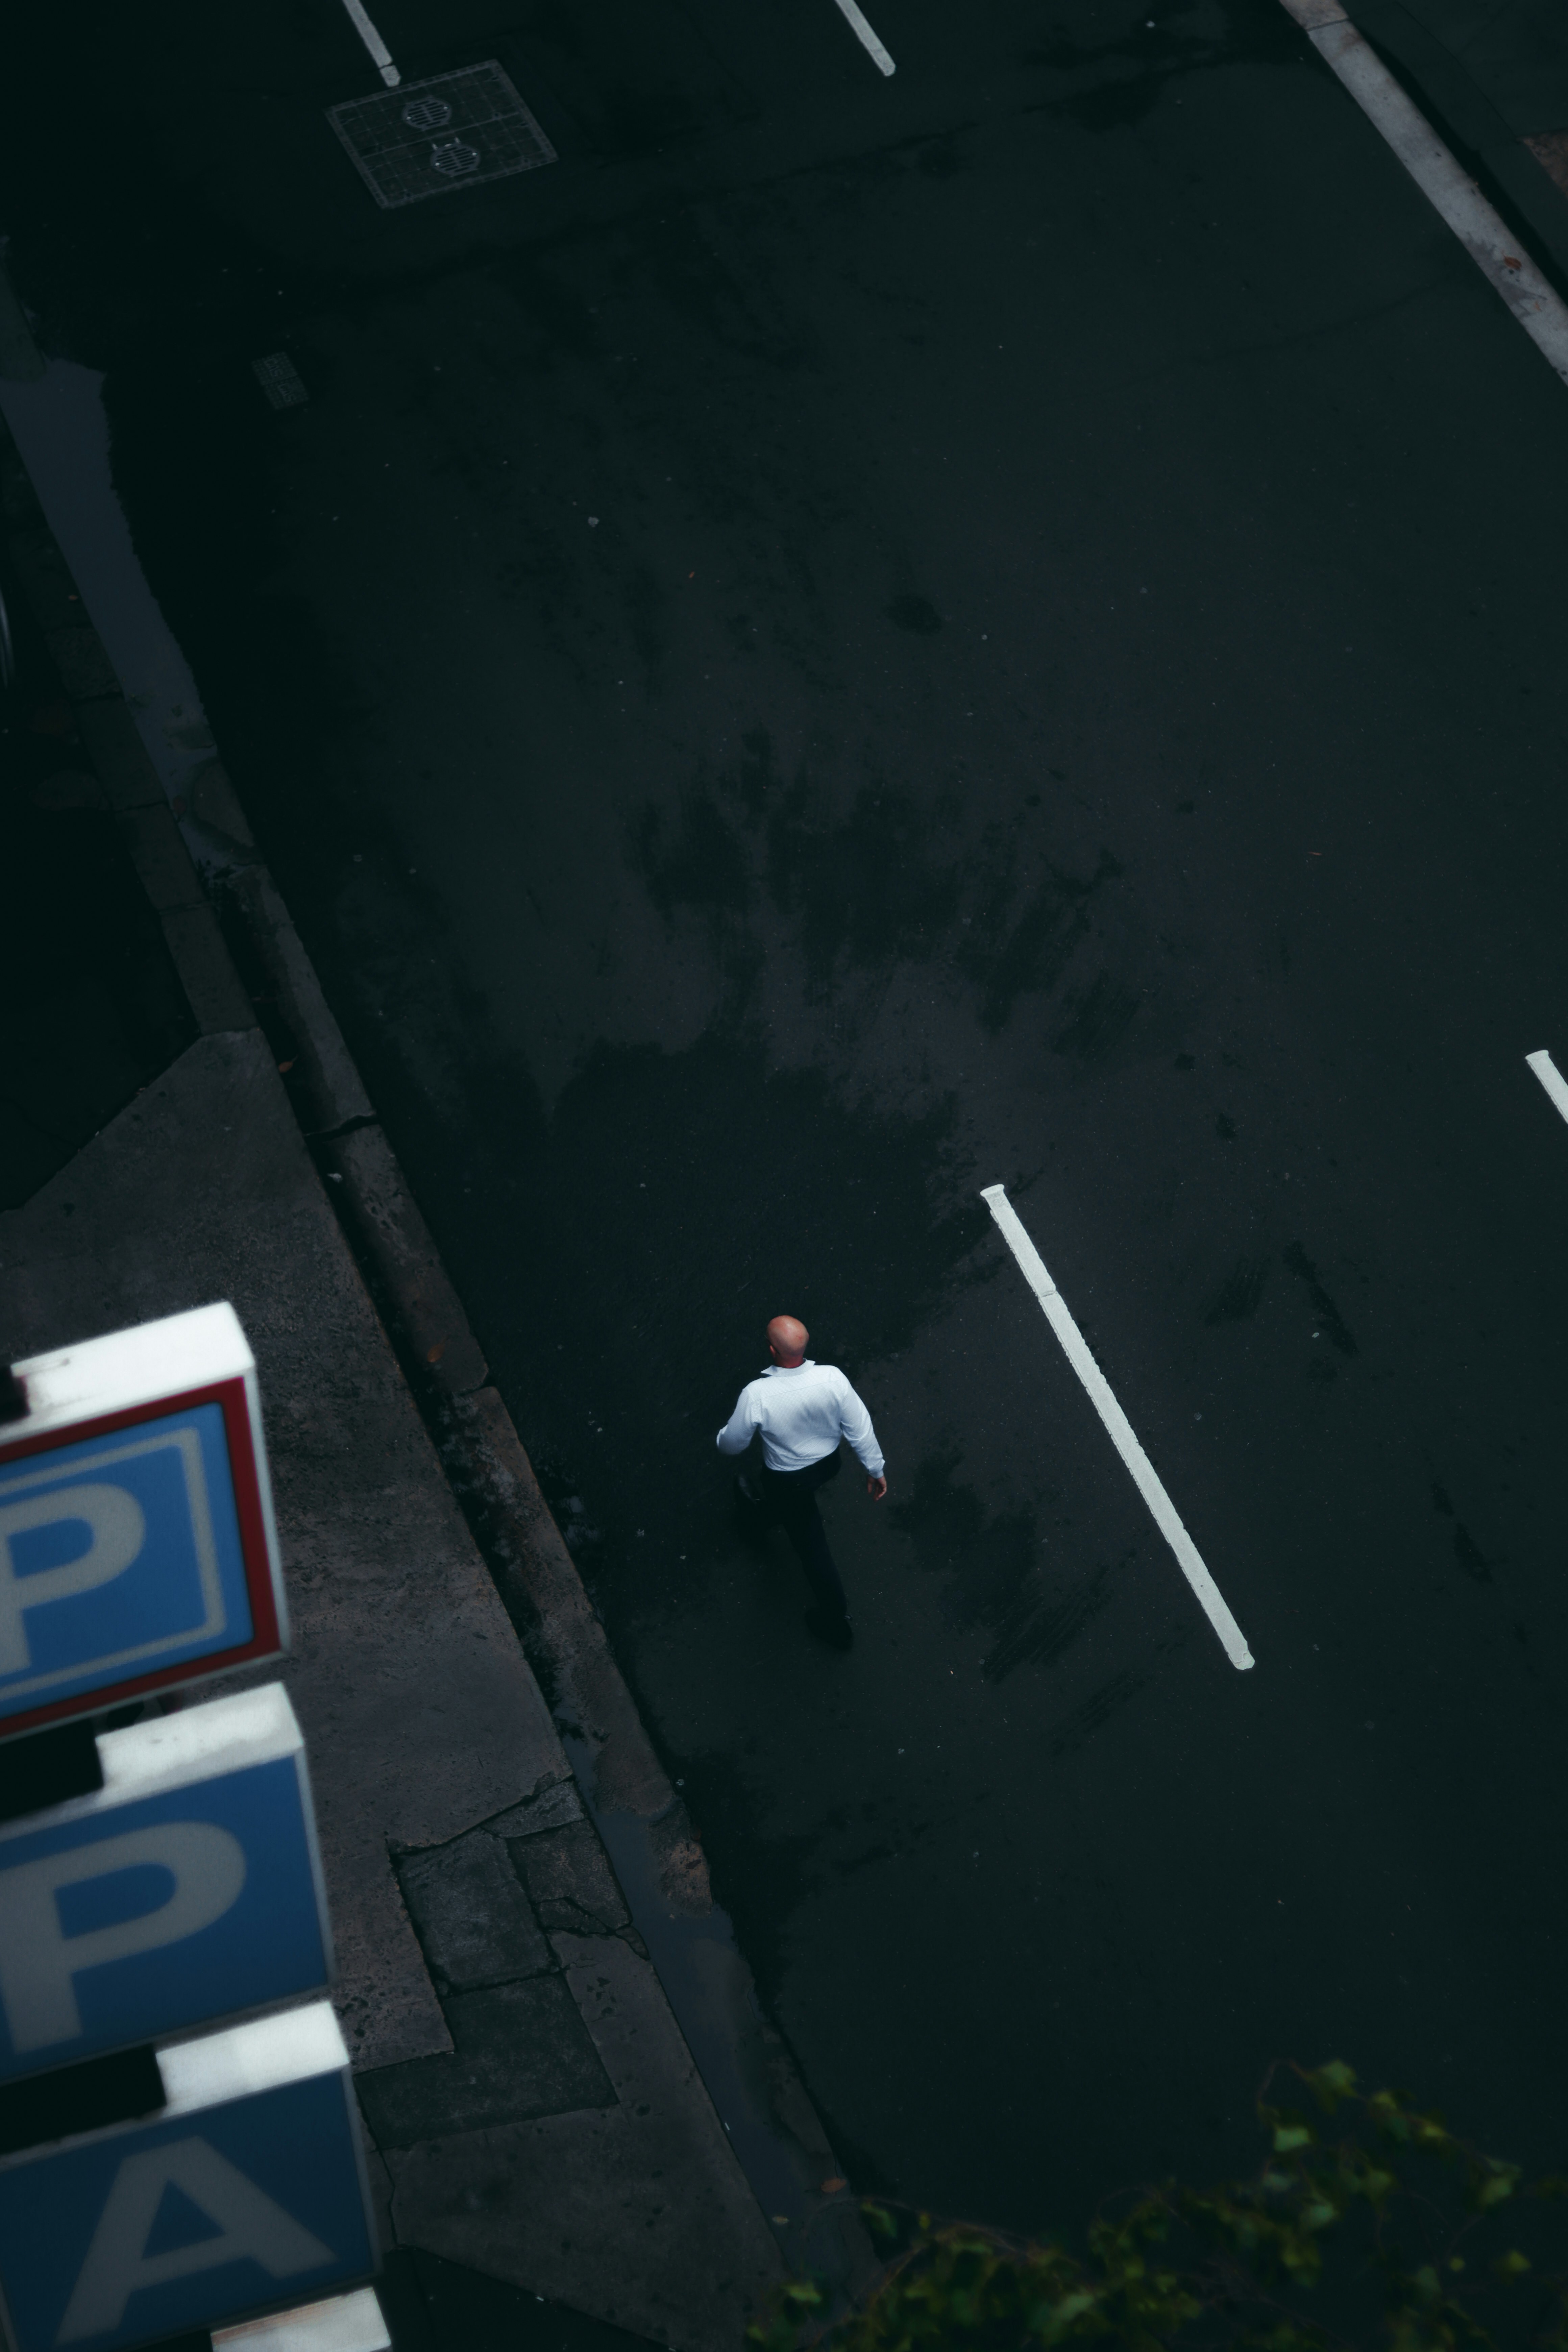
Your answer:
[328,64,556,209]
[252,352,308,409]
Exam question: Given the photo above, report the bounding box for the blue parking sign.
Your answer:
[0,2005,376,2352]
[0,1306,289,1734]
[0,1407,256,1717]
[0,1687,331,2083]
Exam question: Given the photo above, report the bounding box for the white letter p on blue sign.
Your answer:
[0,1825,246,2053]
[0,1487,146,1675]
[0,1688,332,2083]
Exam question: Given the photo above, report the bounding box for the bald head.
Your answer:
[767,1315,809,1366]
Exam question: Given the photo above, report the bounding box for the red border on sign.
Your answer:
[0,1376,286,1741]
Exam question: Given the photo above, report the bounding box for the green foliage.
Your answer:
[751,2064,1568,2352]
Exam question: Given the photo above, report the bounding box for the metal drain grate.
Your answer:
[327,63,556,208]
[252,353,309,409]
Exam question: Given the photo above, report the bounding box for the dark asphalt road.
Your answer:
[7,0,1568,2244]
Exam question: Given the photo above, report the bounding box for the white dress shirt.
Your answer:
[716,1361,885,1475]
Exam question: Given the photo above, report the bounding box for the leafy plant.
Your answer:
[753,2063,1568,2352]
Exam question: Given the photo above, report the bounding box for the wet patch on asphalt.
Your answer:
[631,731,1143,1043]
[889,1450,1040,1634]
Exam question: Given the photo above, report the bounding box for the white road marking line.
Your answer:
[339,0,401,86]
[831,0,896,76]
[1526,1049,1568,1125]
[1276,0,1568,390]
[980,1185,1255,1672]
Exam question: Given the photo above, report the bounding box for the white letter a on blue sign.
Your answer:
[56,2135,332,2343]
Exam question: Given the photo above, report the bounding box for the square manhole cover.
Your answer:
[252,352,308,408]
[328,63,556,208]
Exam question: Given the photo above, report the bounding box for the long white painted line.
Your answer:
[1526,1049,1568,1125]
[338,0,401,87]
[981,1185,1255,1671]
[831,0,896,76]
[1277,0,1568,390]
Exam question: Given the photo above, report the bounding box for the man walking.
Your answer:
[716,1316,887,1648]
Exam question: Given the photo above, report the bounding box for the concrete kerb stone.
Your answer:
[320,1127,489,1397]
[223,863,376,1135]
[70,696,169,813]
[117,799,209,915]
[158,902,257,1037]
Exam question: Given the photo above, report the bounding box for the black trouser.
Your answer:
[760,1449,849,1619]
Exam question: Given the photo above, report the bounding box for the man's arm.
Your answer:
[836,1377,887,1495]
[715,1387,759,1455]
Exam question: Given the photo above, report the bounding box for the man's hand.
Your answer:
[866,1473,888,1501]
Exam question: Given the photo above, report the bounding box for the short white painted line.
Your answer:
[1277,0,1568,390]
[1526,1049,1568,1125]
[831,0,896,76]
[981,1185,1255,1671]
[339,0,401,86]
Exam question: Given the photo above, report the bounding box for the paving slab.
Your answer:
[390,1934,784,2349]
[399,1830,556,1987]
[359,1977,616,2145]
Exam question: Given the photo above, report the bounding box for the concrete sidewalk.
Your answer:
[0,386,868,2346]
